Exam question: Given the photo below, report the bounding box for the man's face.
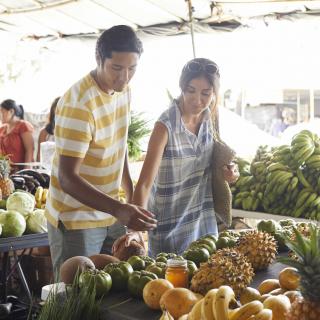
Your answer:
[100,51,139,92]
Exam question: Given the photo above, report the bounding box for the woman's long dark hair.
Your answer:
[45,97,59,135]
[0,99,24,119]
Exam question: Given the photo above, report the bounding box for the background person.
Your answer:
[36,96,60,162]
[45,25,157,275]
[0,99,34,170]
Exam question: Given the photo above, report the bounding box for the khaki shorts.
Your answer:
[47,220,125,278]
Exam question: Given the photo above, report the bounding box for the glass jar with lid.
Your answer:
[165,258,189,288]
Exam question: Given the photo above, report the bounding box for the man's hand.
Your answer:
[112,232,145,254]
[222,162,240,184]
[114,203,157,231]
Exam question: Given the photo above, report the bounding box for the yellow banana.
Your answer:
[187,298,203,320]
[229,301,264,320]
[253,309,272,320]
[36,200,42,209]
[214,286,235,320]
[159,310,174,320]
[35,186,43,203]
[201,289,218,320]
[228,308,240,319]
[41,188,49,203]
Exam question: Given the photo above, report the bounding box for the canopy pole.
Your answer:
[186,0,196,58]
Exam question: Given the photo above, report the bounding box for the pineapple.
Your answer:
[190,248,254,297]
[278,224,320,320]
[0,155,15,198]
[236,230,277,270]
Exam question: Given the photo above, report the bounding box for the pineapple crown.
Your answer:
[0,155,11,179]
[277,223,320,302]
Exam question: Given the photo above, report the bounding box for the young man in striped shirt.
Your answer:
[45,25,157,274]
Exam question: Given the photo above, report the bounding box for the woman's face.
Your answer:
[182,76,215,115]
[0,107,14,123]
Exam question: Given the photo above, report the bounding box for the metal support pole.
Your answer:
[186,0,196,58]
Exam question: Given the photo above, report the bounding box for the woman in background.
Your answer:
[37,97,59,161]
[0,99,34,170]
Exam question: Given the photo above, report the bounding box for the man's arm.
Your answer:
[58,155,157,231]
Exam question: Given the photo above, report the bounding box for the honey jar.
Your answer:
[165,259,189,288]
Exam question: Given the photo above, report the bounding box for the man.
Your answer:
[45,25,157,275]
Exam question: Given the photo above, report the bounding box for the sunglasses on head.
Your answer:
[185,61,219,76]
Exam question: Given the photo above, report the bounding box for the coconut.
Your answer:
[113,239,146,261]
[60,256,95,284]
[89,254,120,269]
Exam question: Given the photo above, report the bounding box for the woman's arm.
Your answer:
[21,131,35,166]
[121,150,134,203]
[132,122,169,208]
[36,128,47,162]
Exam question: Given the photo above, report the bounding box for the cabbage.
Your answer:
[1,210,26,237]
[6,191,35,217]
[26,209,47,234]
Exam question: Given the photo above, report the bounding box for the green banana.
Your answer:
[296,168,312,189]
[296,189,313,208]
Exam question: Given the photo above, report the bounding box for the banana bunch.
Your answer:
[290,130,318,166]
[293,188,320,220]
[271,145,299,169]
[35,186,49,209]
[303,168,320,193]
[233,191,263,211]
[178,286,272,320]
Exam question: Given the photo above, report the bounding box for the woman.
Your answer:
[0,99,34,169]
[36,97,59,161]
[128,58,238,256]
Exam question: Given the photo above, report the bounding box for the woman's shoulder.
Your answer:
[157,100,178,127]
[16,120,34,133]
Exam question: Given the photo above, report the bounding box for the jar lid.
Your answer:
[167,258,187,267]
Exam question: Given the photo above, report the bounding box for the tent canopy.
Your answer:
[0,0,320,38]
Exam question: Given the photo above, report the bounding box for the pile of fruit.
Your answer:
[55,224,320,320]
[232,130,320,220]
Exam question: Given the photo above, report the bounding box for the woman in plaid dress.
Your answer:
[115,58,238,256]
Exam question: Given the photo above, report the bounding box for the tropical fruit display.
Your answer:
[232,129,320,220]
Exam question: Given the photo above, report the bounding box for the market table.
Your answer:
[0,232,49,303]
[99,258,288,320]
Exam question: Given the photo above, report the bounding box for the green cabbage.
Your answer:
[26,209,47,234]
[6,191,35,217]
[1,210,26,237]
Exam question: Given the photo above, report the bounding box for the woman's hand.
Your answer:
[222,162,240,184]
[112,231,145,254]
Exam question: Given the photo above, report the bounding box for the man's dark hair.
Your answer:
[95,25,143,65]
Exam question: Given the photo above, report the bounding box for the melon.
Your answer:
[60,256,95,284]
[89,254,119,269]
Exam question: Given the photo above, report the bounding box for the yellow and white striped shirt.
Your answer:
[45,73,130,230]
